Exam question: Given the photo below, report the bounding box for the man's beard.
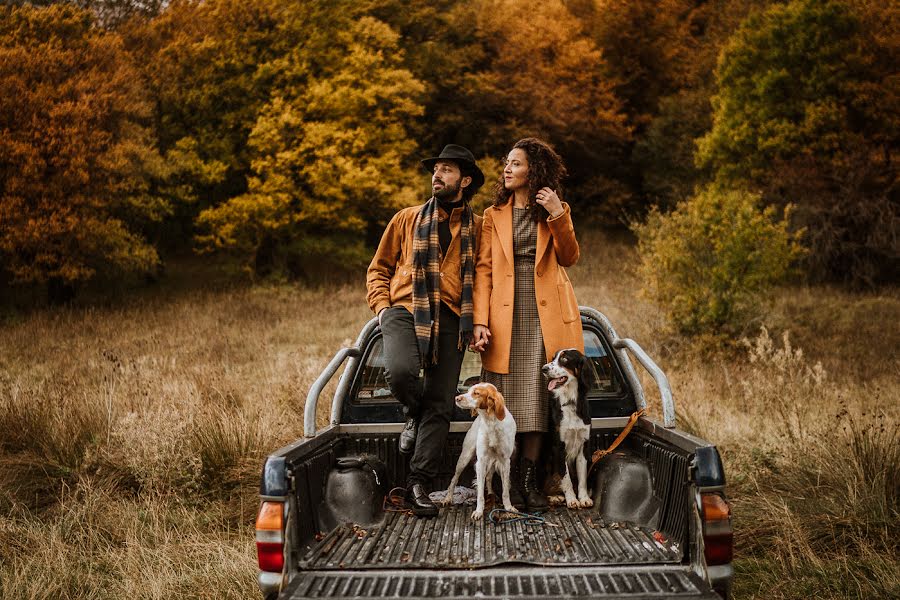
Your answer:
[433,178,461,201]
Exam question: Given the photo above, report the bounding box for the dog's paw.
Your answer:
[566,496,579,508]
[471,510,483,521]
[547,495,566,506]
[502,503,516,513]
[578,497,594,508]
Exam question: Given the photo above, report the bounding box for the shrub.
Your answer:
[635,186,805,338]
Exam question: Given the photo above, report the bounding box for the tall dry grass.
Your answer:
[1,230,897,599]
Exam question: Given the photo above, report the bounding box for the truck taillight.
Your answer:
[256,501,285,573]
[701,492,733,565]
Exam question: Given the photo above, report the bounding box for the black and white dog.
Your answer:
[542,348,594,508]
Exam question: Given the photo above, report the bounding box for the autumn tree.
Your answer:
[627,0,777,209]
[0,4,164,300]
[580,0,696,130]
[195,9,425,278]
[469,0,632,221]
[369,0,487,154]
[696,0,898,285]
[120,0,281,236]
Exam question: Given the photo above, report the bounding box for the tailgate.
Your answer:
[277,565,720,599]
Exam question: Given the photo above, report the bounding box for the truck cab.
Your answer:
[255,308,733,599]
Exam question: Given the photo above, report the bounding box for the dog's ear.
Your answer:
[550,388,562,424]
[577,355,593,425]
[488,385,506,420]
[475,386,489,413]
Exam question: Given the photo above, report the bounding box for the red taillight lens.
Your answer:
[701,493,733,565]
[256,541,285,572]
[256,501,285,572]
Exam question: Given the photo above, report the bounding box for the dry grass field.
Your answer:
[1,230,897,599]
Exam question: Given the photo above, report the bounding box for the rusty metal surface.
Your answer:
[300,506,681,569]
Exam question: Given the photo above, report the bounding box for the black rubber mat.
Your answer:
[300,506,682,569]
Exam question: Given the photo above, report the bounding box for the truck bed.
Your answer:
[261,308,733,599]
[301,505,681,570]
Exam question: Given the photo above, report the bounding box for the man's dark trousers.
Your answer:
[380,303,464,487]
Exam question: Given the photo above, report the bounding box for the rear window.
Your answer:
[354,328,625,405]
[583,330,625,396]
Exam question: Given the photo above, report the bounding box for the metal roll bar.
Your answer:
[611,338,675,428]
[580,307,676,428]
[304,309,675,436]
[327,318,379,429]
[304,346,361,437]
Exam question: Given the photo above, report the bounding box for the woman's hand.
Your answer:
[536,187,564,218]
[472,324,491,352]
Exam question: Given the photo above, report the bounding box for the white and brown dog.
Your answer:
[543,348,594,508]
[439,383,517,520]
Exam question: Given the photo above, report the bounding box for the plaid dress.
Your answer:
[483,207,549,432]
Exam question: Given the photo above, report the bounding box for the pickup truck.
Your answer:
[254,307,733,599]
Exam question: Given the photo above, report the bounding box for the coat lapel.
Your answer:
[494,202,514,265]
[536,218,550,265]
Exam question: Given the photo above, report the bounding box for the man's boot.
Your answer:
[522,458,548,512]
[399,417,417,454]
[406,482,438,517]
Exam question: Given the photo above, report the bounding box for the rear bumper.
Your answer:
[707,564,734,599]
[275,565,722,599]
[258,571,283,598]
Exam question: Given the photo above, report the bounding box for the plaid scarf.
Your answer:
[411,197,475,367]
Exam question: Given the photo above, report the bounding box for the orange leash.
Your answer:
[588,408,645,476]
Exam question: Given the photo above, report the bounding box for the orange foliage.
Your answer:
[470,0,632,216]
[586,0,697,127]
[473,0,630,149]
[0,4,161,288]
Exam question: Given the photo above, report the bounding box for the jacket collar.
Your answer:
[494,201,550,264]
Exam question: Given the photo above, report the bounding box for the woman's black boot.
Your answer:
[509,459,525,510]
[522,458,548,512]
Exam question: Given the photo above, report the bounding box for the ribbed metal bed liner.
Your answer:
[300,506,681,569]
[280,566,719,599]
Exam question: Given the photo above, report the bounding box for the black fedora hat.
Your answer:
[421,144,485,191]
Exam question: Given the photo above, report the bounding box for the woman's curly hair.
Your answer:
[492,137,568,222]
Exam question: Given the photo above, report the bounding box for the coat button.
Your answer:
[540,300,547,306]
[440,272,444,278]
[537,270,543,277]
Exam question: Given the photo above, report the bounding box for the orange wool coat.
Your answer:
[473,201,584,374]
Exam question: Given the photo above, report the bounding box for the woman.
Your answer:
[472,137,584,511]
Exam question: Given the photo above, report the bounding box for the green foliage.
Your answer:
[582,0,695,129]
[697,0,873,180]
[196,11,424,277]
[122,0,287,208]
[369,0,486,153]
[635,186,805,337]
[633,89,712,209]
[1,0,895,295]
[0,4,163,294]
[695,0,898,285]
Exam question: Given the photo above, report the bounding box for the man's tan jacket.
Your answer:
[367,203,483,317]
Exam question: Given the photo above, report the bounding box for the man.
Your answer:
[366,145,484,517]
